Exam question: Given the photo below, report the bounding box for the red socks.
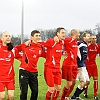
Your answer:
[94,80,98,96]
[46,90,60,100]
[65,85,74,97]
[46,91,52,100]
[60,87,69,100]
[52,90,60,100]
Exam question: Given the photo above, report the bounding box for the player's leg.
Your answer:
[84,65,91,98]
[29,72,38,100]
[44,67,54,100]
[6,80,15,100]
[65,66,77,98]
[60,66,72,100]
[83,80,90,98]
[0,91,5,100]
[65,79,76,98]
[71,67,89,99]
[8,90,14,100]
[71,82,86,99]
[19,69,29,100]
[45,87,54,100]
[52,85,61,100]
[52,71,61,100]
[60,80,72,100]
[84,86,88,98]
[0,82,6,100]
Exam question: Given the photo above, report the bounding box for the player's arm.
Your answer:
[97,44,100,53]
[12,48,22,61]
[40,36,59,48]
[40,39,53,48]
[79,45,87,61]
[15,41,30,52]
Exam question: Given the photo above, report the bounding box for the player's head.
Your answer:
[31,30,41,43]
[70,29,80,39]
[1,31,11,46]
[56,27,66,40]
[82,32,90,43]
[90,34,97,44]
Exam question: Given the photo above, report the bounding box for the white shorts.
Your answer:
[76,67,90,82]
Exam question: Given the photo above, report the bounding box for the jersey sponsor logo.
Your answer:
[0,52,12,61]
[56,50,62,52]
[72,45,77,47]
[3,50,8,52]
[0,58,11,61]
[29,48,35,52]
[0,58,5,60]
[89,49,97,52]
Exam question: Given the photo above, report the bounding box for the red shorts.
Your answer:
[44,66,61,87]
[0,80,15,92]
[62,64,77,81]
[86,63,98,77]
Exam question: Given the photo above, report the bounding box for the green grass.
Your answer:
[6,57,100,100]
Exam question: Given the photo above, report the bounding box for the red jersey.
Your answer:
[0,45,20,82]
[15,42,45,72]
[41,38,63,69]
[63,37,78,66]
[86,43,100,65]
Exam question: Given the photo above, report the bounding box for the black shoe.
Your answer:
[94,96,99,100]
[71,95,76,99]
[84,93,88,98]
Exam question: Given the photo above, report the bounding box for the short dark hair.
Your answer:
[31,30,40,36]
[56,27,65,33]
[82,32,90,38]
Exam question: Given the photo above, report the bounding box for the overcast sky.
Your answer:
[0,0,100,36]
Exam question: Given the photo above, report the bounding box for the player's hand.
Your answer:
[54,36,59,43]
[25,40,31,46]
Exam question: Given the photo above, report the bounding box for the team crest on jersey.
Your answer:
[33,55,36,58]
[94,46,97,50]
[8,53,11,58]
